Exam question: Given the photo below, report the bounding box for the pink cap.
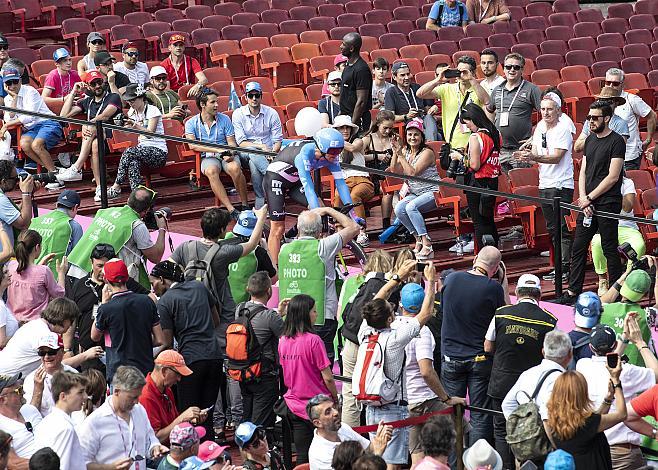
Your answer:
[406,118,424,133]
[334,54,348,66]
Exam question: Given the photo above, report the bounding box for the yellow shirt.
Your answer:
[434,82,482,149]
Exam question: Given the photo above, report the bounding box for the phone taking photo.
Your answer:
[607,352,619,369]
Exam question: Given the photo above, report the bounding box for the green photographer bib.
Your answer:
[279,238,326,325]
[30,210,72,276]
[601,302,654,367]
[223,232,257,304]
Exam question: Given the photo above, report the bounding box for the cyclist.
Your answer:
[264,128,364,262]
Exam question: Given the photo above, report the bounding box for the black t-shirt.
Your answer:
[95,290,160,383]
[554,414,612,470]
[157,280,222,364]
[383,83,433,116]
[317,97,341,125]
[76,92,122,137]
[104,71,130,93]
[583,131,625,205]
[67,274,149,351]
[339,57,373,130]
[441,271,506,359]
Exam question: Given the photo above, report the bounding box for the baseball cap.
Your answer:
[150,261,184,282]
[233,210,257,237]
[0,373,21,393]
[327,70,342,83]
[84,70,104,84]
[0,36,8,47]
[235,422,262,449]
[57,189,80,208]
[544,449,575,470]
[103,258,129,283]
[170,422,206,449]
[574,291,602,328]
[179,456,213,470]
[517,273,541,290]
[400,283,424,314]
[53,48,70,62]
[1,68,20,82]
[392,61,410,74]
[155,349,193,376]
[334,54,348,66]
[589,324,617,353]
[620,269,652,303]
[37,333,63,350]
[149,65,167,79]
[169,33,186,45]
[198,441,230,462]
[406,117,424,132]
[122,42,139,52]
[87,32,105,44]
[245,81,262,93]
[93,51,113,67]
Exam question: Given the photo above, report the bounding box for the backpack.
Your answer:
[183,241,223,303]
[506,369,561,462]
[352,331,403,406]
[569,335,591,370]
[436,1,465,27]
[341,274,389,345]
[225,303,269,382]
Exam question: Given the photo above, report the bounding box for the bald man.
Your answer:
[338,33,372,133]
[440,246,509,448]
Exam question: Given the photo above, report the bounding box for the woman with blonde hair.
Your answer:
[547,368,626,469]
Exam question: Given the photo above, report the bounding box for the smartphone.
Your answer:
[181,104,189,110]
[519,461,538,470]
[607,352,619,369]
[416,262,427,271]
[201,405,214,413]
[444,69,461,79]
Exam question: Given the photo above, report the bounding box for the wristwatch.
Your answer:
[391,274,402,283]
[652,428,657,440]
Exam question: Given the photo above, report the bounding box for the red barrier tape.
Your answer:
[352,407,455,434]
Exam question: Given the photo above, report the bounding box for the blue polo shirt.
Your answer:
[184,112,235,157]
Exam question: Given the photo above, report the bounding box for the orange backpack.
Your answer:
[226,303,269,382]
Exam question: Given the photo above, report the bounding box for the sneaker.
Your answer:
[356,231,370,247]
[554,293,577,305]
[462,240,475,253]
[23,161,37,172]
[598,279,609,297]
[57,166,82,182]
[230,209,240,220]
[57,152,72,168]
[45,181,63,191]
[93,187,101,202]
[542,270,569,282]
[107,186,121,200]
[540,250,550,257]
[500,227,524,241]
[448,241,462,252]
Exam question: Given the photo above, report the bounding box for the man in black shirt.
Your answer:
[66,243,151,374]
[339,33,372,134]
[558,101,626,304]
[94,51,130,96]
[484,274,557,468]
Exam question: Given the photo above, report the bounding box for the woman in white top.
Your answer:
[107,83,168,199]
[332,115,374,247]
[0,262,17,349]
[76,32,106,77]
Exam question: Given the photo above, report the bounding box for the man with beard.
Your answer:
[338,33,372,133]
[146,66,188,122]
[479,49,504,97]
[557,100,626,304]
[114,42,149,86]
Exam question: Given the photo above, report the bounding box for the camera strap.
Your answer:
[447,90,471,145]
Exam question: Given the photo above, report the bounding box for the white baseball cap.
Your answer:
[327,70,342,83]
[517,274,541,290]
[149,66,167,79]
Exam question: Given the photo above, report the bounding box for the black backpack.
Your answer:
[436,2,466,27]
[341,274,389,345]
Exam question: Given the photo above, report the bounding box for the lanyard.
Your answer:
[152,92,172,113]
[478,0,490,22]
[173,56,189,87]
[58,72,71,96]
[197,114,220,145]
[398,86,419,112]
[500,80,525,113]
[108,399,136,461]
[88,92,108,121]
[326,97,336,122]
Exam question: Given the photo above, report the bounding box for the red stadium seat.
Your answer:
[270,34,299,49]
[280,19,308,35]
[591,61,620,77]
[308,17,337,31]
[511,43,540,61]
[155,8,183,23]
[594,46,623,63]
[520,16,549,31]
[516,29,544,45]
[553,0,579,13]
[61,18,93,55]
[635,0,658,15]
[568,37,597,52]
[597,33,625,49]
[488,33,516,48]
[624,73,650,91]
[409,30,437,46]
[271,0,297,9]
[548,12,576,27]
[289,5,315,21]
[261,8,289,24]
[535,54,566,70]
[393,5,420,20]
[574,22,602,38]
[379,33,409,49]
[387,19,414,35]
[371,48,399,65]
[172,19,201,35]
[465,23,492,38]
[329,27,356,40]
[602,18,629,34]
[365,9,393,24]
[242,0,269,14]
[525,2,551,17]
[424,53,451,71]
[400,44,429,62]
[560,65,591,82]
[545,26,573,41]
[373,0,400,9]
[184,5,212,20]
[231,12,260,28]
[565,50,594,67]
[540,40,567,56]
[625,29,654,45]
[437,26,465,42]
[624,43,651,59]
[213,2,241,16]
[621,57,651,75]
[124,11,151,26]
[459,37,487,52]
[531,69,560,87]
[430,40,458,57]
[607,3,633,19]
[251,23,280,38]
[629,14,656,30]
[648,70,658,88]
[202,15,230,31]
[345,0,371,14]
[221,25,250,41]
[576,9,604,23]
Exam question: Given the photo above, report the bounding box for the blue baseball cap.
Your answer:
[544,450,575,470]
[57,189,80,208]
[2,68,20,82]
[179,456,213,470]
[400,283,424,314]
[245,81,262,93]
[53,47,70,62]
[233,210,257,237]
[235,422,261,449]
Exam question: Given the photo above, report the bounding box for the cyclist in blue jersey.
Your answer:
[264,127,363,262]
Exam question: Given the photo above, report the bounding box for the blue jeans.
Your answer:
[239,151,269,208]
[365,403,410,465]
[394,191,437,237]
[441,357,493,446]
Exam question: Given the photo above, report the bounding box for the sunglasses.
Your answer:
[38,348,60,357]
[4,79,19,86]
[25,422,33,433]
[89,79,104,87]
[124,51,138,57]
[0,45,7,51]
[587,114,604,121]
[504,64,522,71]
[328,82,341,87]
[153,75,167,81]
[90,40,104,45]
[247,92,262,99]
[137,184,157,205]
[91,243,116,259]
[605,80,621,87]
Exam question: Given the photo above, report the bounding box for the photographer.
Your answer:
[67,186,168,289]
[0,161,35,253]
[599,262,657,367]
[59,71,122,201]
[105,83,168,199]
[450,102,502,250]
[390,119,440,260]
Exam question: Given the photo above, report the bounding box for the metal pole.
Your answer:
[455,403,464,470]
[96,120,108,209]
[553,197,563,298]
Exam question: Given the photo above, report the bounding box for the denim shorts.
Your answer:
[24,119,63,150]
[365,403,409,465]
[200,153,244,174]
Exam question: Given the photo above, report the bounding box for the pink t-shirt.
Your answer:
[43,70,82,98]
[278,332,331,419]
[6,261,65,322]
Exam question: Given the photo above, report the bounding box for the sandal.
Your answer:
[416,244,434,260]
[413,241,423,254]
[107,186,121,200]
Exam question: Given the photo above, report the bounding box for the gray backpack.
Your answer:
[506,369,560,462]
[183,241,222,303]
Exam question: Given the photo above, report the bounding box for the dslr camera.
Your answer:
[618,242,653,272]
[446,149,467,179]
[143,207,172,231]
[19,172,58,184]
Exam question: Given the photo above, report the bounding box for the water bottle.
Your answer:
[456,240,463,256]
[583,216,592,227]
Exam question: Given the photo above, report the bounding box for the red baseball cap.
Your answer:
[122,42,139,52]
[84,70,104,84]
[169,34,186,45]
[198,441,230,462]
[103,258,129,283]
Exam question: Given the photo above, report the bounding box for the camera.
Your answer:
[19,172,58,184]
[113,114,126,126]
[446,157,467,179]
[618,242,652,272]
[444,69,461,79]
[143,206,171,230]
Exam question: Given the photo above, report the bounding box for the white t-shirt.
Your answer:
[34,407,88,470]
[532,119,574,190]
[24,364,78,417]
[113,62,149,86]
[616,91,653,161]
[0,319,51,376]
[0,299,18,342]
[536,113,576,135]
[0,404,43,458]
[577,355,655,445]
[619,177,638,230]
[308,423,370,470]
[128,104,168,152]
[405,325,437,405]
[480,75,505,98]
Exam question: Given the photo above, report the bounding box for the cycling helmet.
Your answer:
[574,291,602,328]
[314,127,345,156]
